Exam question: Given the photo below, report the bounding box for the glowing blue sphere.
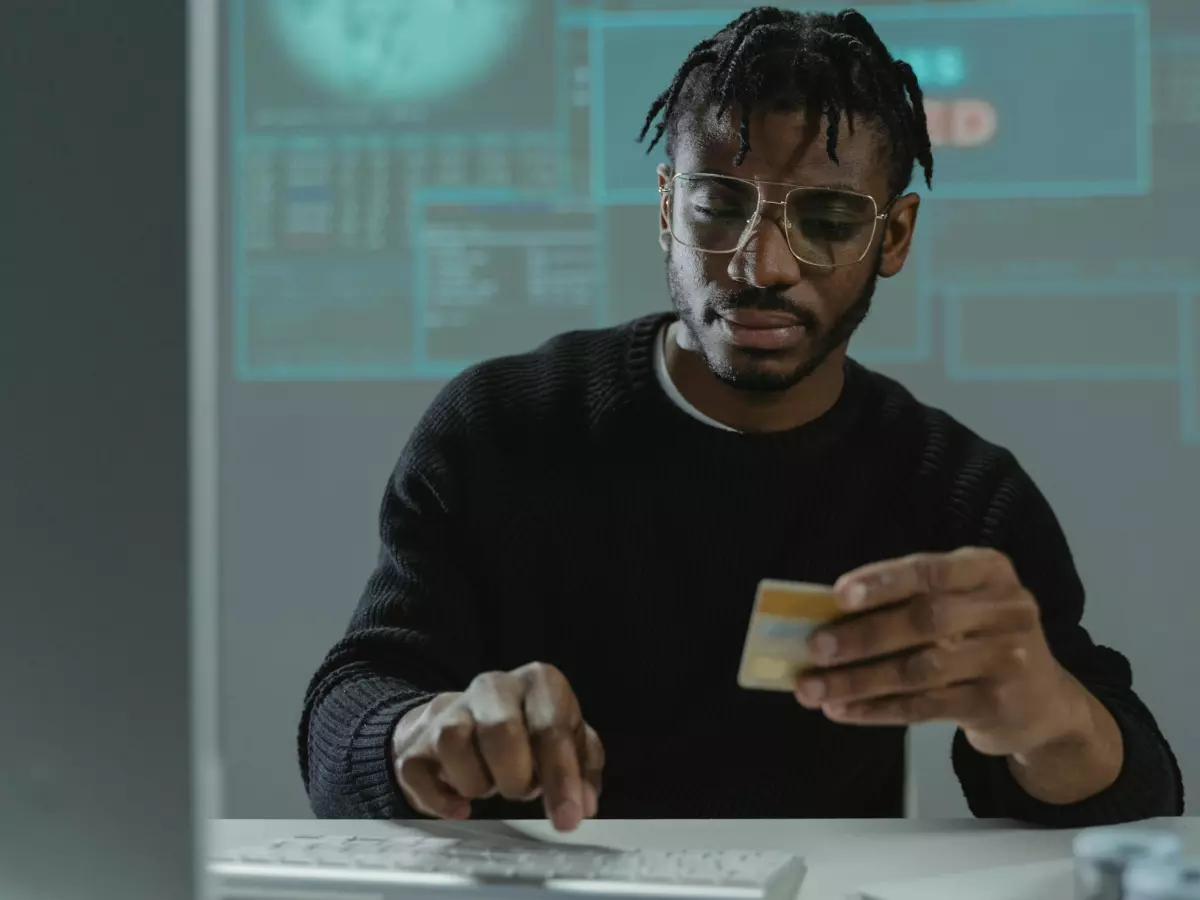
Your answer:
[266,0,534,104]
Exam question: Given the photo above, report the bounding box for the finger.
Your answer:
[821,680,995,727]
[396,755,471,820]
[533,726,585,831]
[466,674,537,801]
[579,724,605,819]
[834,548,1019,612]
[518,663,584,831]
[431,706,493,800]
[795,633,1034,707]
[807,591,1039,668]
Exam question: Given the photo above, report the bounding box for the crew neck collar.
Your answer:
[622,313,870,454]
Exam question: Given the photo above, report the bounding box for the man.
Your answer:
[299,7,1182,830]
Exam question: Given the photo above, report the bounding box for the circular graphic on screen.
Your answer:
[266,0,535,104]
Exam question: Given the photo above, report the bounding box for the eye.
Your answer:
[691,203,744,220]
[676,176,755,220]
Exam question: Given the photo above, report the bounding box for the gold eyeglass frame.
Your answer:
[659,171,896,269]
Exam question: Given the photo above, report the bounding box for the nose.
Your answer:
[727,204,802,289]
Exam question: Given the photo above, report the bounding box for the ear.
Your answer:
[878,195,921,280]
[657,163,673,253]
[877,192,920,279]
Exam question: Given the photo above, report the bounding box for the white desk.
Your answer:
[210,817,1199,900]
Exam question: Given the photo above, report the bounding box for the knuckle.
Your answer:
[907,594,940,636]
[476,717,526,744]
[839,620,867,659]
[909,553,938,591]
[466,672,524,727]
[524,661,565,685]
[902,647,941,685]
[534,724,573,750]
[432,720,474,754]
[525,673,578,733]
[466,671,520,705]
[826,671,854,698]
[840,616,875,660]
[492,760,534,793]
[467,671,501,693]
[979,547,1016,581]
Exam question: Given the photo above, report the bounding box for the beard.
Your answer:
[666,242,883,393]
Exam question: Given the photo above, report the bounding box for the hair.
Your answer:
[637,6,934,196]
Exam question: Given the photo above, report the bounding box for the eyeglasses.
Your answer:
[659,172,893,269]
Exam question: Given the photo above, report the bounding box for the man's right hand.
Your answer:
[389,662,604,832]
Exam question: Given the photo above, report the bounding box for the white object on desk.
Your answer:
[855,858,1073,900]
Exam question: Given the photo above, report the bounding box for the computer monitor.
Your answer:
[1,2,203,899]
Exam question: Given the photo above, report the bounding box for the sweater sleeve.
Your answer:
[951,459,1184,824]
[297,381,487,819]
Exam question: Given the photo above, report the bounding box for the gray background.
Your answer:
[216,1,1200,819]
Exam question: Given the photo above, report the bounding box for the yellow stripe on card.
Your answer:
[756,581,841,620]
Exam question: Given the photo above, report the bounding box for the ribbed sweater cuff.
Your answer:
[956,691,1181,826]
[306,674,435,818]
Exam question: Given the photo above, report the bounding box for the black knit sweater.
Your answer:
[299,313,1182,824]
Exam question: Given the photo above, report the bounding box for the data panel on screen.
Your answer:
[224,0,1200,442]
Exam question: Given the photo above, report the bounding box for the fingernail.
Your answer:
[843,582,868,609]
[809,632,837,662]
[552,799,582,831]
[795,678,826,704]
[583,784,598,818]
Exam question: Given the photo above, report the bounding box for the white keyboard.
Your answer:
[211,830,806,899]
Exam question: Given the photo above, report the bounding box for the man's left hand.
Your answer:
[794,547,1092,758]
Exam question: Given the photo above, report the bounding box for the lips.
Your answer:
[715,312,808,351]
[721,309,801,330]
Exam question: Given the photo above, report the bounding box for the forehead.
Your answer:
[673,104,888,195]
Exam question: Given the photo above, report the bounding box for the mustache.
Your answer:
[713,289,819,330]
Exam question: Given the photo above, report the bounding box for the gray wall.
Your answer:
[1,2,196,897]
[215,0,1200,819]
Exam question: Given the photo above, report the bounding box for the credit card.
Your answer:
[737,579,842,692]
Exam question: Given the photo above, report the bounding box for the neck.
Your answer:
[665,324,849,433]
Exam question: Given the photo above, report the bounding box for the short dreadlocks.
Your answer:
[638,6,934,196]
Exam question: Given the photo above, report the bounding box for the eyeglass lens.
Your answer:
[668,174,878,267]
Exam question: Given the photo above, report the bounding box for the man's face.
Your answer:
[659,105,920,392]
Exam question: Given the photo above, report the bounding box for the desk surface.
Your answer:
[210,817,1199,900]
